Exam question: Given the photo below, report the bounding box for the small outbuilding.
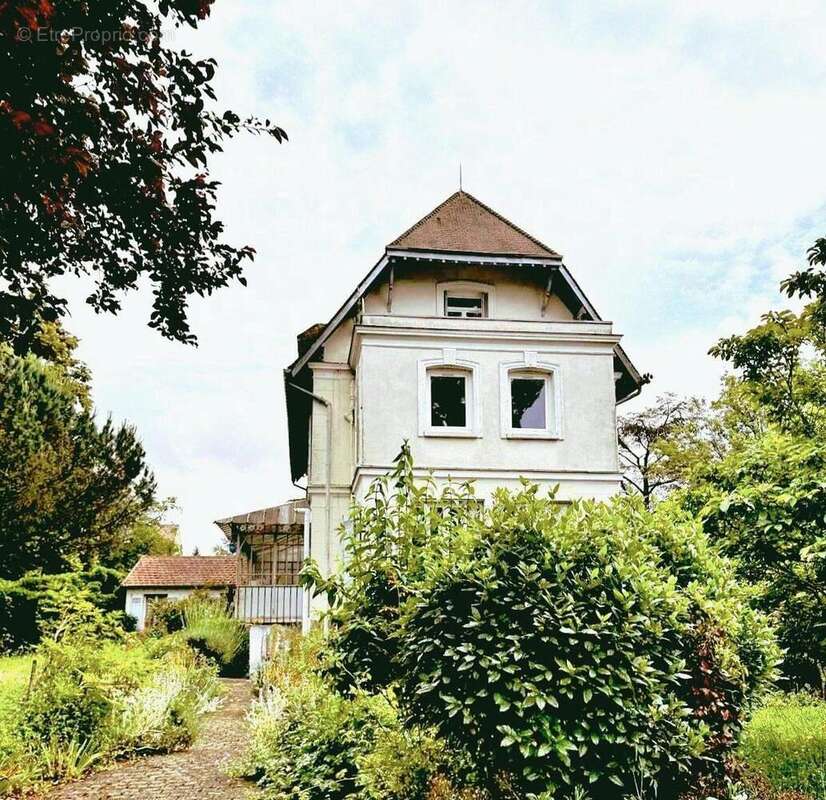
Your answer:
[122,555,237,631]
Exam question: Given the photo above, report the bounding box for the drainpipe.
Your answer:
[287,382,333,573]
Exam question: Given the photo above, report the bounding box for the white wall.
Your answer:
[353,325,620,498]
[125,587,224,631]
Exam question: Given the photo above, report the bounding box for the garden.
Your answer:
[231,448,826,800]
[0,591,247,796]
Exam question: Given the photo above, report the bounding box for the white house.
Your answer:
[215,190,644,669]
[122,555,236,631]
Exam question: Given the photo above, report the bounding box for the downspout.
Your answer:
[287,382,333,570]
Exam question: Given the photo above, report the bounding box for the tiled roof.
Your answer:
[121,556,237,588]
[387,191,560,258]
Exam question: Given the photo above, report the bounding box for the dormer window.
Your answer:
[445,291,487,318]
[437,281,494,319]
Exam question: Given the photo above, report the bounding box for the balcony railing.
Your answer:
[235,585,303,624]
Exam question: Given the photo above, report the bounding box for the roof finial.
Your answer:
[459,162,463,192]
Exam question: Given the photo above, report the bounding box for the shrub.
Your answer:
[1,620,223,791]
[739,693,826,799]
[111,657,223,754]
[20,638,157,748]
[180,595,247,676]
[147,592,247,676]
[309,447,779,799]
[0,567,125,653]
[239,630,446,800]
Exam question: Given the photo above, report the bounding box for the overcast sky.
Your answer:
[62,1,826,553]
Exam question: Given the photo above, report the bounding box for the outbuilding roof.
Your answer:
[121,556,237,588]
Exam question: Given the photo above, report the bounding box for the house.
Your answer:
[216,190,644,669]
[122,555,237,631]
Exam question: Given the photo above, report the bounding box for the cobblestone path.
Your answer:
[44,679,263,800]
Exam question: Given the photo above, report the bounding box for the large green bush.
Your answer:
[307,448,779,799]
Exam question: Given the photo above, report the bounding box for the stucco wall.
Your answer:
[306,363,355,583]
[363,263,574,321]
[353,329,620,497]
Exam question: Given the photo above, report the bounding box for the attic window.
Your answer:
[445,291,487,318]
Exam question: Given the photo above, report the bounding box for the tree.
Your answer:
[782,236,826,330]
[686,431,826,689]
[102,498,181,573]
[0,0,286,352]
[0,346,156,579]
[617,394,713,508]
[709,307,826,438]
[689,262,826,688]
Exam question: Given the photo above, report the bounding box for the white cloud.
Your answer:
[60,1,826,552]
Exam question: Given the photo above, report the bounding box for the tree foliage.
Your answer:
[781,236,826,331]
[0,0,286,351]
[617,394,714,508]
[686,429,826,689]
[709,308,826,438]
[0,344,156,579]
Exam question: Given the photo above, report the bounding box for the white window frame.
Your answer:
[499,356,563,440]
[418,355,482,438]
[435,281,495,319]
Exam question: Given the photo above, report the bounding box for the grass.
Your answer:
[740,692,826,799]
[0,655,36,795]
[0,655,33,725]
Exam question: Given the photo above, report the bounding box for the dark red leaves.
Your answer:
[32,119,54,136]
[0,0,286,347]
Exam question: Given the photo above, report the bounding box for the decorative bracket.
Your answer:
[386,263,395,313]
[541,267,557,317]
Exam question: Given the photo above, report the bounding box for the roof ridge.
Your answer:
[387,190,560,258]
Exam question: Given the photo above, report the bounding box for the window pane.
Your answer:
[430,375,467,427]
[511,378,546,429]
[445,293,485,318]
